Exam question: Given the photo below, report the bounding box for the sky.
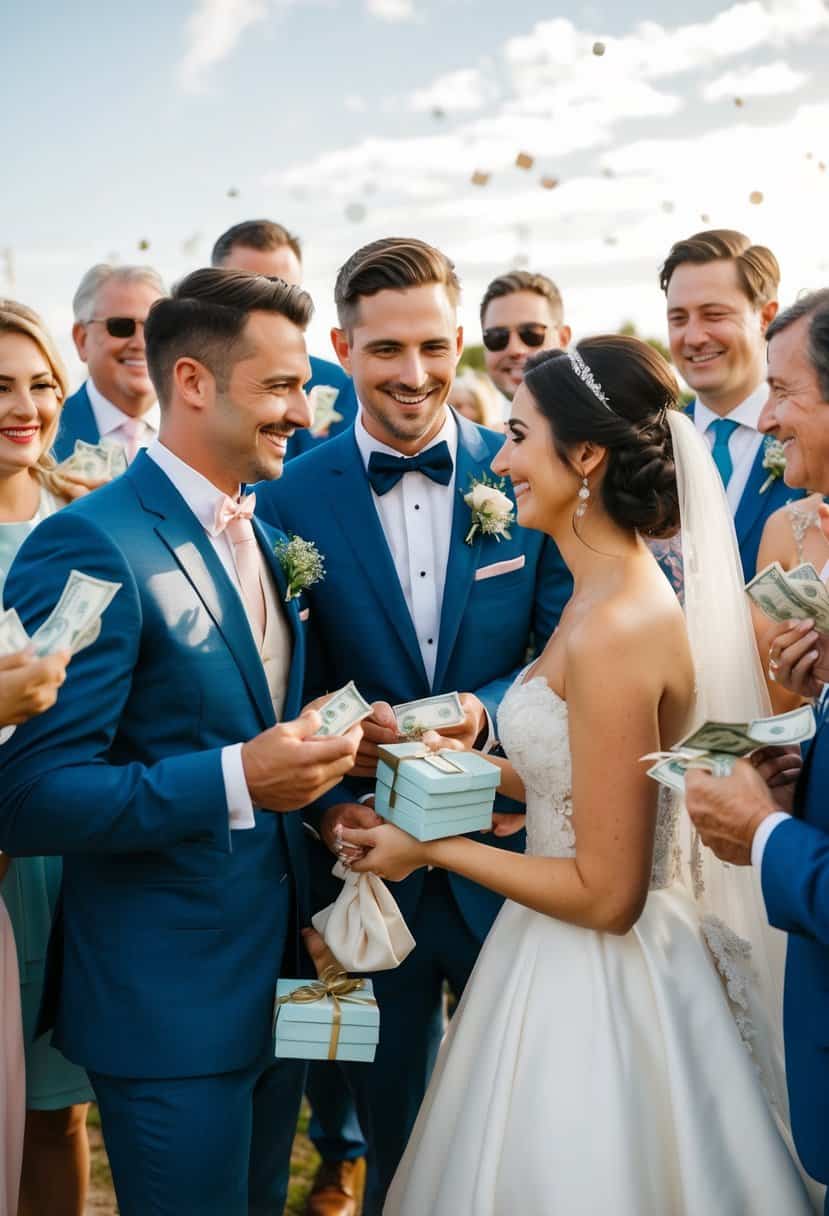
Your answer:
[5,0,829,386]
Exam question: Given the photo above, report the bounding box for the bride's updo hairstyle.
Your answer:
[522,334,681,538]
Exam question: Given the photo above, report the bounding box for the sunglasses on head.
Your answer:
[89,317,145,339]
[482,323,549,353]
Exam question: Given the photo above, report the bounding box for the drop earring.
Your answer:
[575,476,590,518]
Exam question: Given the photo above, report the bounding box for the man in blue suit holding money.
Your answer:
[211,219,357,460]
[686,288,829,1207]
[0,269,363,1216]
[256,237,572,1214]
[661,228,804,578]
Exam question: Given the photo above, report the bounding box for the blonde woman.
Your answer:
[0,301,93,1216]
[753,492,829,712]
[450,370,506,430]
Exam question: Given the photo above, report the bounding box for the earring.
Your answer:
[575,476,590,518]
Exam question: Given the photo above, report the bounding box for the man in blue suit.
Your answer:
[211,219,357,461]
[686,288,829,1205]
[54,263,166,464]
[0,269,363,1216]
[256,237,573,1214]
[661,228,804,578]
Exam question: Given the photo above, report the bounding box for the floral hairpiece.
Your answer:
[568,350,613,411]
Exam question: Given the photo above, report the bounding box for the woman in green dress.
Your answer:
[0,300,94,1216]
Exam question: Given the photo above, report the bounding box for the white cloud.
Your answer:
[409,68,494,114]
[178,0,268,93]
[365,0,418,21]
[702,60,808,101]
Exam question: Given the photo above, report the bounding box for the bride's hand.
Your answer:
[421,729,465,753]
[339,823,431,882]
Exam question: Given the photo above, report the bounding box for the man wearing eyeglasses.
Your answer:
[53,264,166,464]
[480,270,571,406]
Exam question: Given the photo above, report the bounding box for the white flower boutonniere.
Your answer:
[760,437,787,494]
[274,536,325,602]
[463,475,515,545]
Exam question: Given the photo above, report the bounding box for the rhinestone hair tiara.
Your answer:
[568,349,613,411]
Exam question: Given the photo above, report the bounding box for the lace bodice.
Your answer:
[497,674,681,889]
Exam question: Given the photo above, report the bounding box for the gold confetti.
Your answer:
[749,190,764,205]
[540,175,559,190]
[137,239,150,251]
[734,97,744,107]
[515,151,534,170]
[471,170,491,186]
[592,41,606,56]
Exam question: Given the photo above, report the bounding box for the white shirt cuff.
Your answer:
[0,725,15,746]
[479,708,497,755]
[222,744,255,830]
[751,811,790,869]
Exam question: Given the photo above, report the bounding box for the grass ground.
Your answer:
[86,1101,321,1215]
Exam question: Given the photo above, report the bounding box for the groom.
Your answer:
[0,269,362,1216]
[255,237,572,1213]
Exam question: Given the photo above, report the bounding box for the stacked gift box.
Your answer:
[274,974,379,1063]
[374,743,501,841]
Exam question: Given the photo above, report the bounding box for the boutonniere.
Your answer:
[463,474,515,545]
[760,437,787,493]
[308,385,343,439]
[274,535,325,602]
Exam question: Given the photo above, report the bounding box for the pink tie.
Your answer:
[214,493,266,646]
[121,417,144,463]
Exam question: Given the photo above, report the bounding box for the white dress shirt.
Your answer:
[355,410,457,687]
[147,441,257,829]
[751,810,791,870]
[87,379,160,460]
[694,383,769,513]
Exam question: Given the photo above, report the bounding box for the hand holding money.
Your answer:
[54,438,128,494]
[685,759,782,867]
[241,709,363,813]
[0,650,70,726]
[766,617,829,700]
[0,571,121,660]
[747,561,829,631]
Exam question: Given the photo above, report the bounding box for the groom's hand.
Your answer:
[242,711,362,812]
[685,760,778,866]
[351,701,399,778]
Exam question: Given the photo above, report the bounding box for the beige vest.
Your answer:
[258,565,292,721]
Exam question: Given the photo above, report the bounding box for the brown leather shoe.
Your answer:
[305,1157,366,1216]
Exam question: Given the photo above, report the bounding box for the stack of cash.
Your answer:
[392,692,465,739]
[645,704,816,793]
[308,386,343,439]
[0,571,121,658]
[56,438,127,482]
[746,561,829,630]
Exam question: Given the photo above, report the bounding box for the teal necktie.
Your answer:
[709,418,739,487]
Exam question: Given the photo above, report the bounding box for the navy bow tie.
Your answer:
[367,441,454,496]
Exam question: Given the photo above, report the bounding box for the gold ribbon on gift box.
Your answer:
[276,966,377,1060]
[377,745,464,809]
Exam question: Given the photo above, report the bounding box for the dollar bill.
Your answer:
[30,570,121,656]
[99,438,128,477]
[314,680,373,737]
[393,692,465,738]
[647,752,736,794]
[308,386,343,438]
[58,440,112,481]
[0,608,31,657]
[746,561,829,630]
[744,703,817,746]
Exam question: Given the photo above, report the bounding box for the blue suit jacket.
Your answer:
[0,453,309,1079]
[686,402,803,579]
[52,382,100,462]
[255,413,573,942]
[286,356,358,462]
[762,702,829,1185]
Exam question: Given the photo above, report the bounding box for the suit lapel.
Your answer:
[128,454,274,730]
[325,432,428,686]
[255,518,305,720]
[432,416,493,691]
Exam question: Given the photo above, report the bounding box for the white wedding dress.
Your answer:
[384,673,816,1215]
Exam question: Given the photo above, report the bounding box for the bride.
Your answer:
[340,336,818,1214]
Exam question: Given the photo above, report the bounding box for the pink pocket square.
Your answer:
[474,555,526,581]
[299,608,310,622]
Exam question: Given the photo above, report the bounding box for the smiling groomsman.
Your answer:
[661,229,804,577]
[255,237,572,1214]
[54,264,166,463]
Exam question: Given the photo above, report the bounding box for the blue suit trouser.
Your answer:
[90,1053,306,1216]
[336,869,482,1216]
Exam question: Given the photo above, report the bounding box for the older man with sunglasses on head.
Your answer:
[53,264,166,466]
[480,270,571,411]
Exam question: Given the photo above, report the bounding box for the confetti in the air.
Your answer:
[137,239,150,251]
[592,41,606,56]
[515,152,534,170]
[471,170,491,186]
[734,97,744,107]
[540,176,559,190]
[749,191,764,205]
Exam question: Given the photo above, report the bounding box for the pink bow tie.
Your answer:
[214,493,257,535]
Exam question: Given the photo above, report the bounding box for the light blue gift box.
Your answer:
[375,743,500,841]
[274,976,378,1063]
